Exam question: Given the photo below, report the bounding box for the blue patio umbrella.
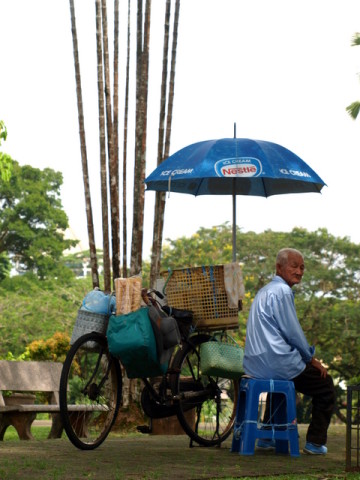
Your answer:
[145,137,326,261]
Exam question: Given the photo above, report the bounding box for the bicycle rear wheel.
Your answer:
[171,333,238,447]
[60,332,122,450]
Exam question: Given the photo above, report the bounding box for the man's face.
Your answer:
[276,253,305,287]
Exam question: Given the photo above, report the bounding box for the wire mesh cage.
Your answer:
[161,265,239,330]
[346,385,360,472]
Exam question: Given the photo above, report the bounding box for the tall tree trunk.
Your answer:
[111,0,120,282]
[69,0,99,288]
[165,0,180,153]
[149,0,171,287]
[95,0,111,291]
[101,0,120,284]
[130,0,151,276]
[150,0,180,286]
[122,0,131,278]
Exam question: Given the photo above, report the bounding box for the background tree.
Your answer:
[100,0,121,284]
[150,0,180,287]
[0,122,12,271]
[95,0,111,292]
[130,0,151,275]
[122,0,131,277]
[0,160,77,278]
[0,121,12,183]
[0,272,91,358]
[68,2,181,283]
[69,0,99,289]
[0,121,12,280]
[111,0,121,281]
[346,32,360,119]
[0,253,10,281]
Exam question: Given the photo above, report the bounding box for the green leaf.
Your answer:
[346,101,360,119]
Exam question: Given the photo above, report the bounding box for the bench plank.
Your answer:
[0,406,20,413]
[0,360,62,392]
[17,405,107,412]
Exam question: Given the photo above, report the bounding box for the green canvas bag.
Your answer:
[106,307,168,379]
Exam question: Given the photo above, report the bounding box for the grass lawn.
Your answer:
[0,424,359,479]
[3,425,52,441]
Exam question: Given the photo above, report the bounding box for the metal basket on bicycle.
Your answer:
[161,265,240,330]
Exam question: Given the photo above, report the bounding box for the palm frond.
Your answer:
[346,101,360,119]
[351,33,360,46]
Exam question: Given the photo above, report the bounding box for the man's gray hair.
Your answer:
[276,248,303,266]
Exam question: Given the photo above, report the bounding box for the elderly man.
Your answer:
[243,248,336,455]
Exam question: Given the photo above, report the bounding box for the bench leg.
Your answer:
[0,413,9,440]
[2,412,37,440]
[48,413,63,439]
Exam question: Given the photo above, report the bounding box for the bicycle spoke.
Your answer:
[171,334,238,447]
[60,333,122,450]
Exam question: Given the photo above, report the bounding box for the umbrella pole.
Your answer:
[232,186,236,263]
[232,122,237,263]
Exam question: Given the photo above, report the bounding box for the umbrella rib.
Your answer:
[194,178,203,196]
[261,177,269,198]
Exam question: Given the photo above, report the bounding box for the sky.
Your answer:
[1,0,360,262]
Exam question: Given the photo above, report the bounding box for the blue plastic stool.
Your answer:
[231,377,300,457]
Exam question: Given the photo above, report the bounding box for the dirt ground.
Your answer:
[0,424,355,480]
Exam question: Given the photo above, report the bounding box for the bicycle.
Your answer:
[59,288,239,450]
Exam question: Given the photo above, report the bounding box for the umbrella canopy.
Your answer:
[145,138,326,260]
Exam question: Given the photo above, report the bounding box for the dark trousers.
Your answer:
[263,364,336,445]
[292,363,336,445]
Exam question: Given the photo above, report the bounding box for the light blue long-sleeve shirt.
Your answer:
[243,275,315,380]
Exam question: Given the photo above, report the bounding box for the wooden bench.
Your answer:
[0,360,64,440]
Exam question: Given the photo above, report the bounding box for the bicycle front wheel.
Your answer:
[60,332,122,450]
[171,333,238,447]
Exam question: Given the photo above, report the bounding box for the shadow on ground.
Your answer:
[0,424,350,479]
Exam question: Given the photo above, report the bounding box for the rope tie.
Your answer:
[233,420,258,440]
[208,265,219,318]
[258,421,297,430]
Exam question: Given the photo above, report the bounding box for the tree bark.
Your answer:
[95,0,111,291]
[130,0,151,276]
[122,0,131,278]
[111,0,121,282]
[101,0,120,284]
[150,0,180,286]
[69,0,99,288]
[149,0,171,287]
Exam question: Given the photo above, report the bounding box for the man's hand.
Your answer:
[311,357,328,378]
